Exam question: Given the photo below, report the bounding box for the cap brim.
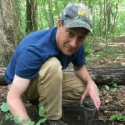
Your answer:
[63,19,92,33]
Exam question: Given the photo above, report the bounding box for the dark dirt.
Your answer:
[0,39,125,125]
[0,84,125,125]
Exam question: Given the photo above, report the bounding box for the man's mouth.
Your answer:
[67,47,73,51]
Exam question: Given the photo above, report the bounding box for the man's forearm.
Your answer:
[74,65,101,109]
[74,65,93,84]
[7,97,30,121]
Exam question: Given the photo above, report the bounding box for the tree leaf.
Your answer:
[13,116,20,124]
[39,106,45,117]
[38,118,47,124]
[4,113,13,120]
[104,85,110,91]
[36,123,40,125]
[28,121,35,125]
[112,83,118,87]
[109,115,118,120]
[0,102,9,112]
[110,88,117,93]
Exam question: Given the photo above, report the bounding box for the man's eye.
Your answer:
[68,32,74,37]
[78,37,84,42]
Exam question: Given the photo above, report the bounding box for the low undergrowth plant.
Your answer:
[104,82,118,93]
[109,115,125,123]
[0,102,46,125]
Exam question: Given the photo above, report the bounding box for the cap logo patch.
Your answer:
[78,8,89,18]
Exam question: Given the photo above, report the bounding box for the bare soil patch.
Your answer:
[0,38,125,124]
[0,84,125,125]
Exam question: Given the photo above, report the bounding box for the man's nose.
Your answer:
[70,39,77,48]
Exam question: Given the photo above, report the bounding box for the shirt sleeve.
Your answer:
[15,46,46,79]
[71,45,86,67]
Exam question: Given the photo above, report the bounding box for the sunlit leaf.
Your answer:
[4,113,13,120]
[112,83,118,87]
[36,123,40,125]
[28,121,35,125]
[109,115,118,120]
[38,118,47,124]
[110,88,117,93]
[13,116,20,124]
[0,102,9,112]
[104,85,110,91]
[39,106,44,117]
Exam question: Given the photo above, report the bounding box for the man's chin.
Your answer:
[63,51,74,56]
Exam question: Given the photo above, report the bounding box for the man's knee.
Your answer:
[62,73,86,103]
[39,57,62,75]
[46,57,62,72]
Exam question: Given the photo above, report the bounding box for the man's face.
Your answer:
[56,20,89,56]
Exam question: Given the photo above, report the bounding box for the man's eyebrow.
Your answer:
[68,28,88,38]
[70,28,76,32]
[70,28,87,34]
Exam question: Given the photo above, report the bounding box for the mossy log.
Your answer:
[64,65,125,85]
[1,65,125,85]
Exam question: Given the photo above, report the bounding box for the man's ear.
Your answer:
[57,19,63,29]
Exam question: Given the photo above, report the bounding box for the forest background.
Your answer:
[0,0,125,67]
[0,1,125,124]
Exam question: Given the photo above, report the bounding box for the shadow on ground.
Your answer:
[0,102,118,125]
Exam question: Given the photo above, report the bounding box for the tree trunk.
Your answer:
[48,0,54,28]
[0,0,22,66]
[1,65,125,85]
[111,0,120,34]
[99,0,103,37]
[0,67,7,85]
[26,0,38,34]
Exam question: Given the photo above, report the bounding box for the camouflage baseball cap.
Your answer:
[60,3,93,33]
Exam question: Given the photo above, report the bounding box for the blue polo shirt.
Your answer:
[5,27,86,84]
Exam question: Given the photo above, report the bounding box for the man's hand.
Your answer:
[81,80,100,109]
[7,75,31,121]
[74,65,101,109]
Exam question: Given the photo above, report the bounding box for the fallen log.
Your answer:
[0,67,7,85]
[0,65,125,85]
[88,65,125,85]
[63,65,125,85]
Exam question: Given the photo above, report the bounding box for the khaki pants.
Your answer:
[24,57,86,120]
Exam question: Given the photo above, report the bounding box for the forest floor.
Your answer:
[86,36,125,125]
[0,36,125,125]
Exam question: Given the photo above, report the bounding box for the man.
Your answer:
[5,3,100,125]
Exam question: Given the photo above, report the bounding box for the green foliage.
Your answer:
[85,45,91,56]
[0,102,46,125]
[14,0,125,37]
[104,85,110,91]
[109,115,125,122]
[39,106,45,117]
[1,0,124,66]
[14,0,26,37]
[0,102,9,112]
[104,83,118,93]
